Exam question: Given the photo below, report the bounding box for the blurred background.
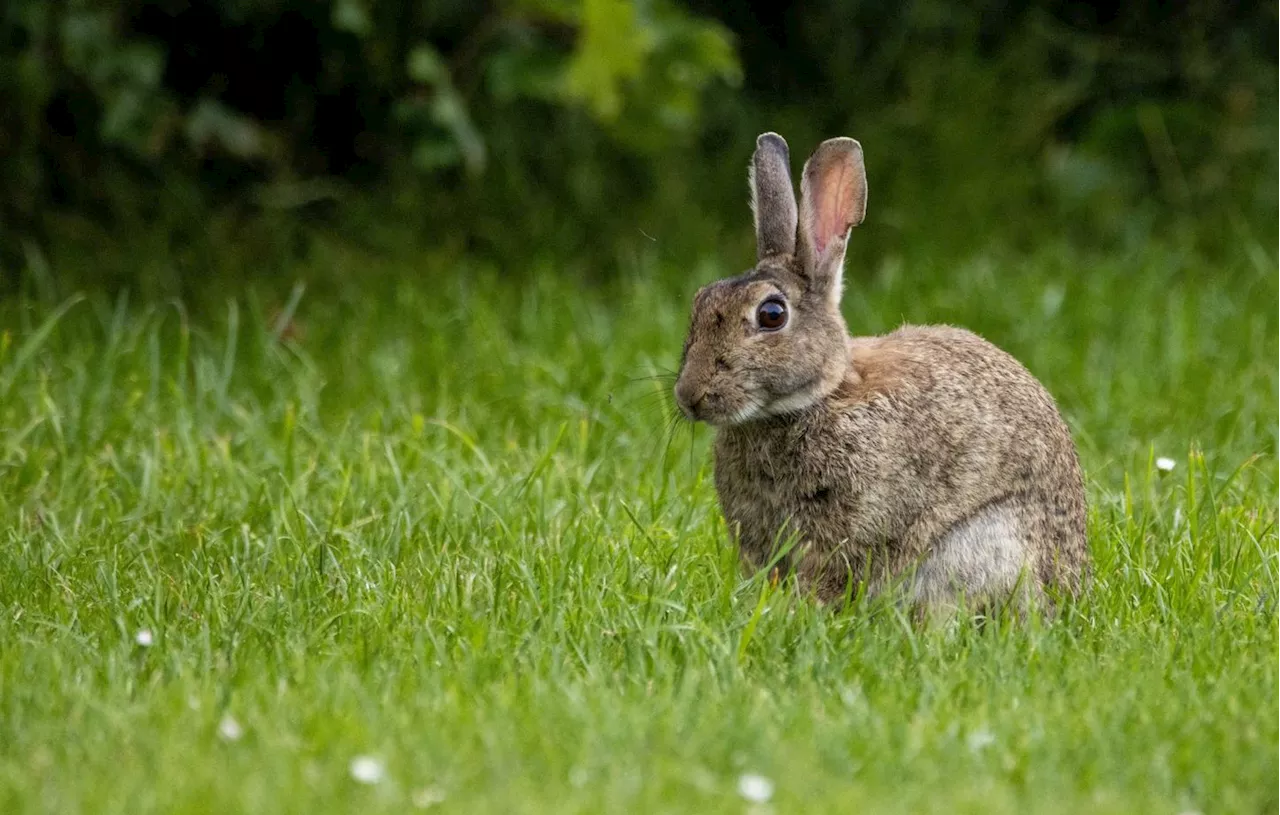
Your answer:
[0,0,1275,296]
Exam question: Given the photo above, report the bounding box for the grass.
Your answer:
[0,228,1276,814]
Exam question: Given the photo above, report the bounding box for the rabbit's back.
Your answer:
[713,324,1087,604]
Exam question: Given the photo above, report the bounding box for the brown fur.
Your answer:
[674,134,1088,611]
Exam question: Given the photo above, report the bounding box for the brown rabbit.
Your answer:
[674,133,1087,613]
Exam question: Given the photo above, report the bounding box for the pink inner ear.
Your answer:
[813,163,855,256]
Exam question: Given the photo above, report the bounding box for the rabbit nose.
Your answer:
[674,380,708,420]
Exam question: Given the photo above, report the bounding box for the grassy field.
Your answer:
[0,231,1276,813]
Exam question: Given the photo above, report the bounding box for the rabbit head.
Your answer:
[675,133,868,425]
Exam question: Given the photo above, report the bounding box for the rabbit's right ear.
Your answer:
[750,132,798,260]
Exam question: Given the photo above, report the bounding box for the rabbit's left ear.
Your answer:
[798,138,866,304]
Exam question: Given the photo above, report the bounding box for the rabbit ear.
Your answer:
[798,138,867,303]
[750,132,798,260]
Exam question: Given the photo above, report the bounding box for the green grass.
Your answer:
[0,232,1276,814]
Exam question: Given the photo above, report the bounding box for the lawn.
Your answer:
[0,231,1276,813]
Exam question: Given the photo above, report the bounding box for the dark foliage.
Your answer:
[0,0,1275,290]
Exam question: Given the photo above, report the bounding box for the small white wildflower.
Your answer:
[349,755,386,785]
[218,714,244,742]
[967,727,996,752]
[135,629,154,647]
[1156,457,1176,473]
[412,786,447,808]
[737,773,774,803]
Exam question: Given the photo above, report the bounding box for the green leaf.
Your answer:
[429,90,486,175]
[486,46,567,104]
[118,42,165,88]
[408,45,448,85]
[411,139,461,171]
[100,87,147,144]
[332,0,371,36]
[185,98,267,159]
[564,0,650,121]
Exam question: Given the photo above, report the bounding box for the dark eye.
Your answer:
[756,298,788,331]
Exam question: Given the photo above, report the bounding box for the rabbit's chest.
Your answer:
[713,416,885,553]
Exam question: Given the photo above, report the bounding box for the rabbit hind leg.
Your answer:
[908,498,1041,621]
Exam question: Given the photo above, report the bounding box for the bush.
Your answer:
[0,0,1274,291]
[0,1,737,270]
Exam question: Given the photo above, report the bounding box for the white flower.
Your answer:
[737,773,774,803]
[967,727,996,752]
[1156,457,1176,473]
[349,755,386,785]
[135,629,154,647]
[412,786,447,808]
[218,714,244,742]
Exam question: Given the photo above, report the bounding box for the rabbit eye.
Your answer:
[756,298,787,331]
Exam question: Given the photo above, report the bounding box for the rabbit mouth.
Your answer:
[701,394,803,427]
[678,384,825,426]
[677,377,820,426]
[675,386,763,426]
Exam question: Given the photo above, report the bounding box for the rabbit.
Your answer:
[673,132,1088,614]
